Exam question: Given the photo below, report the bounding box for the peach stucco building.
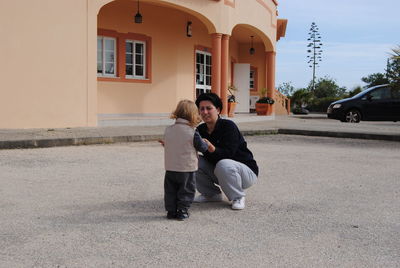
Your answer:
[0,0,287,129]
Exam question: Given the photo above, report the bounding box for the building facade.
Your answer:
[0,0,287,128]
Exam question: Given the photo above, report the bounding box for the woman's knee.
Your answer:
[214,159,236,177]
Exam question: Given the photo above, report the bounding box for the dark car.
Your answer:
[327,84,400,123]
[292,107,309,115]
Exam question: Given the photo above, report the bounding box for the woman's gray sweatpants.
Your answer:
[195,156,257,201]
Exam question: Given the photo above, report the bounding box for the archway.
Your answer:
[93,0,218,124]
[229,24,274,113]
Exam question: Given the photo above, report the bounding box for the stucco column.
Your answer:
[87,0,99,126]
[220,34,230,116]
[211,33,222,96]
[265,51,276,115]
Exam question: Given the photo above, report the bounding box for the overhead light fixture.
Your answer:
[186,21,192,37]
[249,36,255,55]
[134,0,142,24]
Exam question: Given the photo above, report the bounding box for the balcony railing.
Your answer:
[274,89,290,115]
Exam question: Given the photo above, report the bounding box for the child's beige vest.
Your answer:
[164,118,198,172]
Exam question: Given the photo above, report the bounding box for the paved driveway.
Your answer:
[1,135,399,267]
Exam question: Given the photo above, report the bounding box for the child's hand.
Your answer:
[203,138,215,153]
[158,140,165,147]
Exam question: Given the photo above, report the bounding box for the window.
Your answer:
[250,70,255,90]
[97,29,151,83]
[97,37,116,77]
[249,67,258,91]
[391,87,400,99]
[196,50,212,98]
[125,40,146,79]
[369,87,391,100]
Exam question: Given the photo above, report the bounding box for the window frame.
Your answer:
[97,29,152,84]
[97,36,117,77]
[125,40,146,79]
[195,48,212,98]
[250,66,258,92]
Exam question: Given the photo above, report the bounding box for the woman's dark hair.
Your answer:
[195,93,223,111]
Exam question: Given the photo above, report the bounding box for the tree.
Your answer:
[277,82,295,97]
[307,22,323,91]
[390,45,400,59]
[290,88,312,108]
[361,73,389,88]
[387,45,400,89]
[360,46,399,89]
[346,86,363,98]
[309,76,346,98]
[303,77,346,112]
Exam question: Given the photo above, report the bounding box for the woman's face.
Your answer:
[199,100,220,124]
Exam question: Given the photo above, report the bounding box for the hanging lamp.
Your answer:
[249,36,255,55]
[134,0,142,24]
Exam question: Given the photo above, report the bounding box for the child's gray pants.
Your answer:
[164,171,196,212]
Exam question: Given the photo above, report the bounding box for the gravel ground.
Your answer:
[0,135,399,267]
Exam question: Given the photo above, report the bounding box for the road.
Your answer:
[1,135,399,267]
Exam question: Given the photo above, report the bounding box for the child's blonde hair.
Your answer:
[171,99,201,127]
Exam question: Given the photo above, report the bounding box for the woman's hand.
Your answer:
[203,138,215,153]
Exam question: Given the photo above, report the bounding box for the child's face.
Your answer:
[199,100,219,124]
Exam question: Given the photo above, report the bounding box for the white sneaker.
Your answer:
[193,193,223,203]
[231,197,245,210]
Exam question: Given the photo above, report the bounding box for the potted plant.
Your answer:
[227,85,238,117]
[255,88,274,115]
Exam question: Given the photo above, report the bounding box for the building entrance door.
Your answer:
[195,50,212,98]
[233,63,250,113]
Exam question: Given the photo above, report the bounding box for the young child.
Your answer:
[162,100,208,220]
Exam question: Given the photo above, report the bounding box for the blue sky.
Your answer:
[275,0,400,91]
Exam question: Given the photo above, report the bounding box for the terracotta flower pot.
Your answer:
[255,103,269,115]
[228,102,237,117]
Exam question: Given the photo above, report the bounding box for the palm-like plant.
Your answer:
[307,22,323,91]
[390,45,400,59]
[387,45,400,89]
[256,88,274,104]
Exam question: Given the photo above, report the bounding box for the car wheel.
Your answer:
[344,109,361,123]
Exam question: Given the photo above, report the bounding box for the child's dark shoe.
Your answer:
[166,211,177,219]
[176,209,189,221]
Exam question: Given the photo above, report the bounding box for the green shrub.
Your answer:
[256,97,275,104]
[307,97,341,112]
